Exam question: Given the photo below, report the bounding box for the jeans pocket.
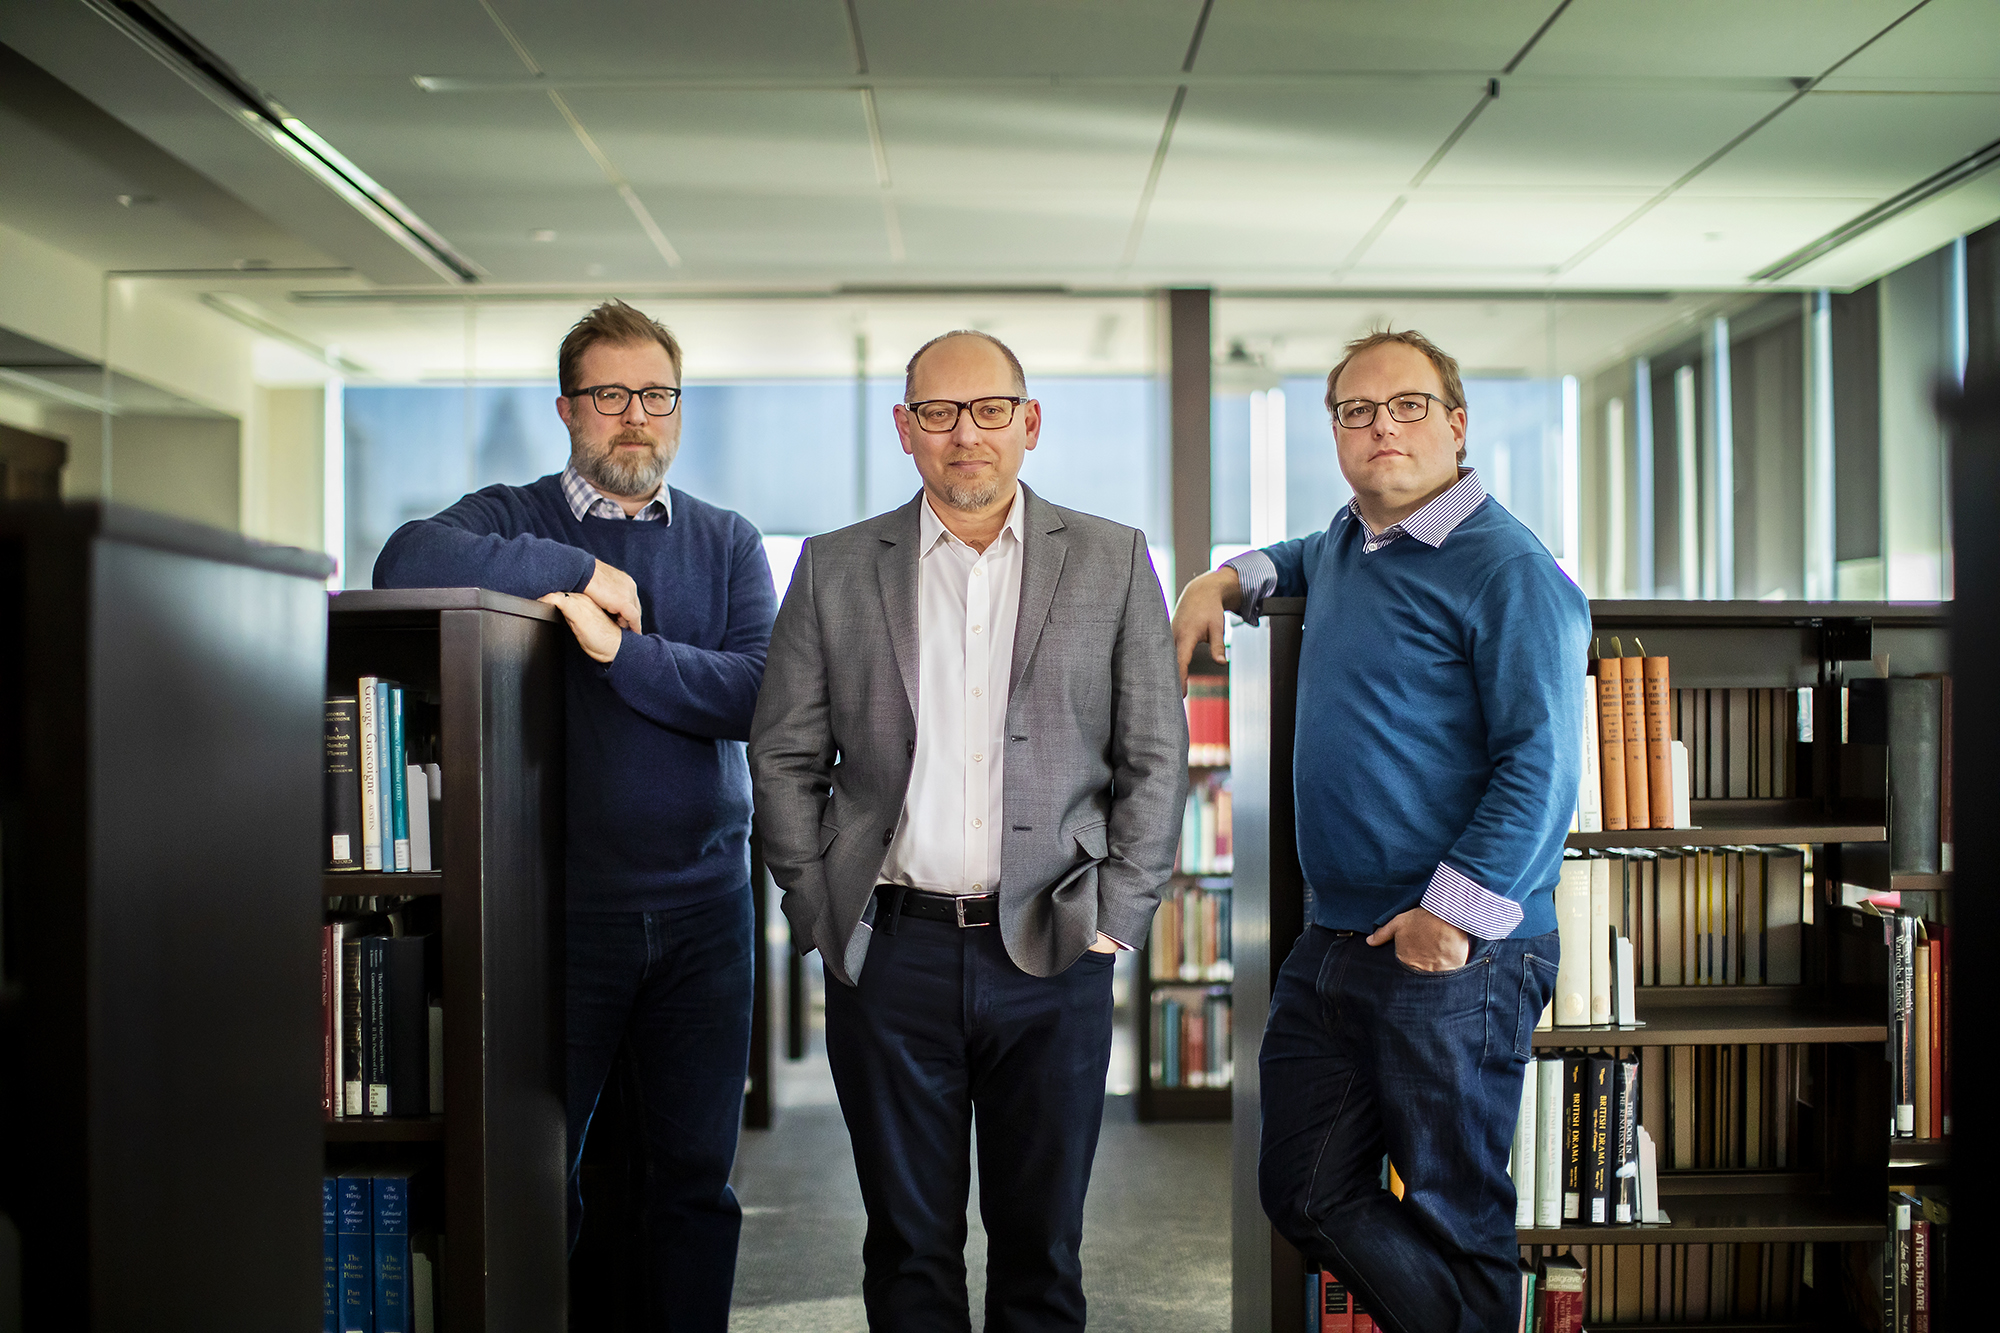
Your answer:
[1517,951,1560,1060]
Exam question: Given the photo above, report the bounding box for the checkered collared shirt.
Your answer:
[1223,468,1528,941]
[559,462,671,523]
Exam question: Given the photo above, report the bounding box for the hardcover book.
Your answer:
[325,696,361,870]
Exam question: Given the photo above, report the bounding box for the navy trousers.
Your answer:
[824,914,1117,1333]
[1258,925,1559,1333]
[565,887,755,1333]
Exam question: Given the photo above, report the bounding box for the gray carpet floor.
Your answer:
[729,954,1231,1331]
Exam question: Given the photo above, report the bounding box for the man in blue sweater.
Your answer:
[374,301,774,1331]
[1173,330,1587,1333]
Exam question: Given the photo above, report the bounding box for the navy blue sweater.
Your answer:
[374,475,775,912]
[1263,497,1588,939]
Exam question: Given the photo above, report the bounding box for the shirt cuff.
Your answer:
[1420,863,1524,941]
[1101,932,1133,951]
[1221,549,1278,626]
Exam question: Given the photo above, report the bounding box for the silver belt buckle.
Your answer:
[955,895,992,928]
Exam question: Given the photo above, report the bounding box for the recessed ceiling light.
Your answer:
[116,193,159,208]
[530,229,557,243]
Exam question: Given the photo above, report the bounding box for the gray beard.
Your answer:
[573,438,674,499]
[935,475,1003,512]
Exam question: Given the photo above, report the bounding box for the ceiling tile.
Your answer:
[1195,1,1557,74]
[871,87,1173,190]
[1134,188,1399,270]
[1824,0,2000,81]
[1427,87,1793,188]
[484,0,856,78]
[1156,83,1488,192]
[1689,91,2000,195]
[1358,193,1643,275]
[1514,0,1915,77]
[1558,195,1875,285]
[561,89,881,194]
[855,0,1205,75]
[893,195,1138,272]
[152,0,525,82]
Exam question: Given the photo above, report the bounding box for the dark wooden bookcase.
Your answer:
[1137,648,1234,1122]
[324,588,567,1332]
[1229,597,1949,1333]
[0,504,333,1328]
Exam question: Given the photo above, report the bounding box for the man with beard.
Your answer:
[749,330,1185,1331]
[374,300,773,1331]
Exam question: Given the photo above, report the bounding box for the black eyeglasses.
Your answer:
[1331,392,1451,430]
[903,397,1028,433]
[568,384,682,417]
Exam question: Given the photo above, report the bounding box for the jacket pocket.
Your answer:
[818,822,840,855]
[1069,820,1109,861]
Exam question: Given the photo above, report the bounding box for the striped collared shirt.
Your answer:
[1222,468,1527,942]
[559,462,671,523]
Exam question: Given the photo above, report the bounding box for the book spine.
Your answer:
[1642,656,1674,829]
[325,696,362,870]
[1553,859,1591,1026]
[321,924,335,1118]
[1938,675,1952,870]
[374,1175,411,1333]
[406,765,432,873]
[1893,916,1916,1135]
[388,686,410,872]
[365,936,391,1115]
[1620,655,1651,828]
[1596,657,1629,830]
[323,1176,338,1333]
[1914,939,1933,1139]
[373,681,393,874]
[1936,925,1950,1136]
[338,1175,371,1333]
[1584,1054,1613,1225]
[387,936,430,1118]
[342,937,364,1116]
[1540,1286,1584,1333]
[357,678,382,870]
[1913,1216,1931,1333]
[1614,1053,1641,1223]
[1320,1268,1352,1333]
[1512,1064,1537,1228]
[1577,673,1603,833]
[1562,1054,1585,1220]
[1589,857,1613,1025]
[1534,1057,1563,1228]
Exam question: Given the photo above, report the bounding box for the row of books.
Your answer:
[326,680,441,873]
[1676,684,1806,801]
[1186,675,1229,766]
[1883,911,1951,1139]
[1846,675,1953,876]
[1518,1242,1806,1327]
[1885,1188,1949,1333]
[1509,1051,1660,1230]
[1150,880,1233,982]
[1550,849,1807,1029]
[1306,1269,1378,1332]
[1581,642,1681,832]
[1149,985,1231,1089]
[326,1171,434,1333]
[1175,772,1233,876]
[323,914,440,1119]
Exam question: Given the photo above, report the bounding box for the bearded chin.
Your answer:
[576,440,673,497]
[936,475,1002,512]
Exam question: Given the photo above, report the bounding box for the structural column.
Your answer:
[1167,287,1212,595]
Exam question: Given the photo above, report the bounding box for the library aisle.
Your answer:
[729,954,1230,1331]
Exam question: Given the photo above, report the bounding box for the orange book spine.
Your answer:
[1642,656,1673,828]
[1929,938,1943,1139]
[1619,657,1650,829]
[1596,657,1628,831]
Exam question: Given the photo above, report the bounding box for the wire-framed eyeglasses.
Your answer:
[1331,392,1451,430]
[568,384,683,417]
[902,397,1028,433]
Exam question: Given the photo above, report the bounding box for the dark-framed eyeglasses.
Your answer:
[1331,392,1451,430]
[568,384,683,417]
[902,396,1028,433]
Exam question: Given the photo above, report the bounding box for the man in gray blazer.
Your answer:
[750,329,1186,1331]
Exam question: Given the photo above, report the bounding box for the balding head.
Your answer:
[904,330,1027,402]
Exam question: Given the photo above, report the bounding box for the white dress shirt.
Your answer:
[878,490,1026,896]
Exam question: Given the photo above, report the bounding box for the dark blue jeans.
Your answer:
[824,915,1117,1333]
[1259,925,1559,1333]
[566,888,754,1333]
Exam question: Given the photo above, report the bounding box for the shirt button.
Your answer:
[971,686,982,697]
[882,829,895,846]
[972,624,982,634]
[973,567,984,577]
[971,818,983,829]
[973,753,983,762]
[972,883,982,892]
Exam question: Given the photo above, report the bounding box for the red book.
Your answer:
[1928,938,1944,1139]
[1937,925,1951,1136]
[320,922,336,1118]
[1538,1254,1586,1333]
[1913,1217,1932,1333]
[1319,1270,1353,1333]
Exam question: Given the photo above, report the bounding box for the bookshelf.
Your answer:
[1137,648,1233,1121]
[324,588,567,1332]
[0,504,333,1327]
[1229,597,1948,1333]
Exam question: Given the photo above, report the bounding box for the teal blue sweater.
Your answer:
[1260,498,1588,939]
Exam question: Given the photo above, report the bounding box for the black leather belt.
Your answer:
[874,884,998,930]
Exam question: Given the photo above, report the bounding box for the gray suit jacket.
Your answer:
[749,485,1188,985]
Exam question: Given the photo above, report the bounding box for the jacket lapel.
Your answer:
[877,493,924,721]
[1009,485,1068,696]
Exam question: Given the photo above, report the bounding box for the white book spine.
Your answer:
[1534,1057,1564,1228]
[1589,856,1613,1024]
[1578,674,1603,832]
[407,764,432,873]
[1614,935,1636,1025]
[1637,1124,1662,1223]
[1553,859,1592,1025]
[1670,740,1692,829]
[1512,1068,1537,1228]
[357,677,382,871]
[329,921,345,1118]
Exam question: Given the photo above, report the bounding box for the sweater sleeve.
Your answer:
[598,519,776,741]
[372,486,597,597]
[1222,531,1323,625]
[1426,552,1589,936]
